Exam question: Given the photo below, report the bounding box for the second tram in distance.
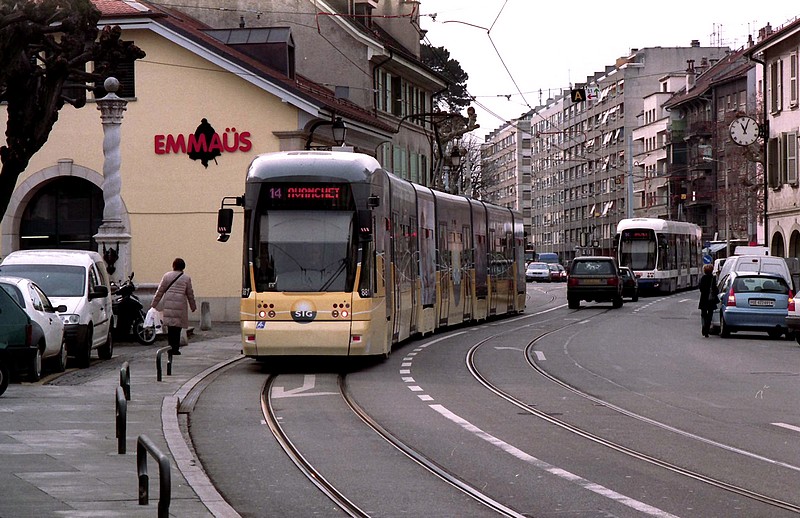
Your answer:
[615,217,703,293]
[217,151,526,358]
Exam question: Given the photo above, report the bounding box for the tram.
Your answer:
[614,218,702,293]
[216,151,526,358]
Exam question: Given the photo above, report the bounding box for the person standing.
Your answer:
[698,263,718,337]
[152,258,197,355]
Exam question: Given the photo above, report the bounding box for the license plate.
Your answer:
[749,299,774,307]
[582,279,602,285]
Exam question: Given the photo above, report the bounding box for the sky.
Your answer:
[419,1,800,140]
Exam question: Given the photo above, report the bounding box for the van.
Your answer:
[0,250,113,367]
[717,255,794,292]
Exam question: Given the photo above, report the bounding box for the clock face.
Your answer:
[729,116,759,146]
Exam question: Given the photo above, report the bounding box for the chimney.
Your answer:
[686,59,696,90]
[690,39,700,47]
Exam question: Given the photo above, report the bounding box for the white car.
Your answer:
[0,276,67,380]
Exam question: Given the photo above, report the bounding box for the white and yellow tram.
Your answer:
[217,151,526,358]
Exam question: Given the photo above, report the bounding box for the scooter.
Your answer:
[112,272,157,345]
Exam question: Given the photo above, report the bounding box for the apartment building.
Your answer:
[525,44,729,263]
[480,115,532,244]
[747,17,800,257]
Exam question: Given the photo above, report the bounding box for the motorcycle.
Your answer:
[112,272,157,345]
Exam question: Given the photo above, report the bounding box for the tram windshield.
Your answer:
[618,229,656,270]
[254,210,356,292]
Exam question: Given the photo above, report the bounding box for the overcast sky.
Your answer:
[419,1,799,139]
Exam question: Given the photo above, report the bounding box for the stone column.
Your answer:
[94,77,131,285]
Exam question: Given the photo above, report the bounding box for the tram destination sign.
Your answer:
[264,183,352,210]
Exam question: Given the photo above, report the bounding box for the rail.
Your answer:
[119,361,130,400]
[137,434,171,518]
[115,386,126,454]
[155,347,173,382]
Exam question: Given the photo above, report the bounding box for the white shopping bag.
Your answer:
[144,307,164,334]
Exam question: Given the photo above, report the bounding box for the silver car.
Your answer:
[526,262,551,282]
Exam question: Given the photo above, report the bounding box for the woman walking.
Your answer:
[698,263,718,337]
[152,258,197,355]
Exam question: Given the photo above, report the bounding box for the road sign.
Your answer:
[703,254,712,264]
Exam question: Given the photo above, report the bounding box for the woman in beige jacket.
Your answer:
[152,257,197,355]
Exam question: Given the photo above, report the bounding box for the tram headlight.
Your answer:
[258,309,267,319]
[332,310,339,318]
[341,310,349,318]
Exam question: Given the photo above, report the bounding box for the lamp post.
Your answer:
[94,77,131,284]
[305,116,347,149]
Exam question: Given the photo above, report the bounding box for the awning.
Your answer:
[705,243,727,254]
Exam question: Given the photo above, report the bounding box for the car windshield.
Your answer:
[528,263,548,271]
[0,264,85,297]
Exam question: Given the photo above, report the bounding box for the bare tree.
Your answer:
[0,0,145,216]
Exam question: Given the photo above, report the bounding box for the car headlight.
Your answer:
[59,314,81,325]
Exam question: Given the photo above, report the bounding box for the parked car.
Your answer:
[526,262,551,282]
[619,267,639,301]
[710,272,791,339]
[0,276,67,380]
[717,255,793,292]
[555,264,567,282]
[0,250,114,368]
[566,256,623,309]
[0,286,36,395]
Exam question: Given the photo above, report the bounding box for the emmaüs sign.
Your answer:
[153,118,252,168]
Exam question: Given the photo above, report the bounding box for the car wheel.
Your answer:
[720,313,731,338]
[48,339,67,373]
[612,295,623,309]
[568,297,580,309]
[28,344,43,382]
[75,326,93,368]
[632,290,639,302]
[98,328,113,360]
[768,329,783,340]
[0,362,8,396]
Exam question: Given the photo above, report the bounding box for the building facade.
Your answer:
[748,18,800,257]
[164,0,448,185]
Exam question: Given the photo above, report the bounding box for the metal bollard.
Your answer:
[136,434,171,518]
[155,347,173,382]
[115,386,126,454]
[119,361,130,400]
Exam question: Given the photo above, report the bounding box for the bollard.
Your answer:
[115,386,126,454]
[119,361,130,400]
[200,301,212,331]
[136,434,171,518]
[155,347,173,382]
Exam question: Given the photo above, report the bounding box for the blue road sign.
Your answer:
[703,254,712,264]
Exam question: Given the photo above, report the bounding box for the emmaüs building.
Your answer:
[1,1,440,321]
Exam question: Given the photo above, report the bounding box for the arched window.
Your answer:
[771,231,786,257]
[20,177,103,250]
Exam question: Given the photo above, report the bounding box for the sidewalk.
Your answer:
[0,324,244,518]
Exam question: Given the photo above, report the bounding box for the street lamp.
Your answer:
[305,116,347,149]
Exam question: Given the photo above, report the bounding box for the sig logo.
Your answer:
[291,300,317,323]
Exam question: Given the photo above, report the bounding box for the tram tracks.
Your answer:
[466,314,800,514]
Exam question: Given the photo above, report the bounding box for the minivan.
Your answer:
[0,250,114,367]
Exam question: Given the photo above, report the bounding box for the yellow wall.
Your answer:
[7,29,302,319]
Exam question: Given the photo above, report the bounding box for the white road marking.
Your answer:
[534,350,546,361]
[271,375,337,398]
[773,422,800,433]
[429,404,679,518]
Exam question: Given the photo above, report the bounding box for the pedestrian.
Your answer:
[152,257,197,355]
[698,263,718,337]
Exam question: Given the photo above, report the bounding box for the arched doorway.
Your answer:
[20,177,103,250]
[771,230,786,257]
[790,230,800,259]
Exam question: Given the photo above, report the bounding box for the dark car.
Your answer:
[0,286,36,396]
[619,267,639,301]
[547,264,563,282]
[567,256,623,309]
